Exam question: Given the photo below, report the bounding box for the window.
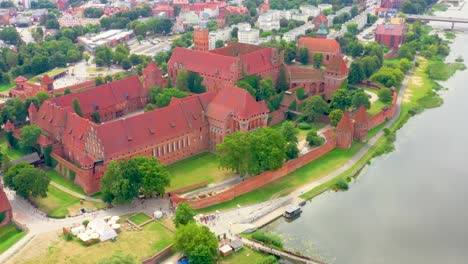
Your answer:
[158,147,161,156]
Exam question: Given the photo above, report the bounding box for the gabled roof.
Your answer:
[14,76,27,83]
[4,120,15,132]
[376,24,405,36]
[337,112,353,131]
[28,103,38,113]
[298,37,341,54]
[286,66,324,81]
[95,93,215,159]
[0,186,11,213]
[169,47,237,80]
[327,56,348,74]
[61,112,92,165]
[206,85,268,120]
[51,75,143,115]
[145,61,160,71]
[354,105,369,124]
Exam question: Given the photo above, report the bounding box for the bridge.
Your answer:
[405,15,468,29]
[242,238,326,264]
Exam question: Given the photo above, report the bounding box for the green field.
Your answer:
[0,223,26,254]
[0,135,27,160]
[129,213,152,225]
[0,82,14,92]
[220,247,268,264]
[198,142,365,213]
[45,169,86,196]
[167,152,236,192]
[34,185,105,218]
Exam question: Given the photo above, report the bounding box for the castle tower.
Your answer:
[354,105,369,141]
[194,27,209,52]
[316,22,328,39]
[28,103,38,124]
[40,74,54,93]
[335,112,353,149]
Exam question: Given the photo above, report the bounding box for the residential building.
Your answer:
[381,0,404,9]
[57,0,69,11]
[299,4,321,18]
[59,14,100,28]
[0,9,9,25]
[238,27,260,45]
[152,5,174,18]
[375,23,406,48]
[297,37,343,67]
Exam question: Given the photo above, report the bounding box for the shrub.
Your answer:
[334,179,349,190]
[306,131,324,147]
[82,220,90,227]
[378,88,393,104]
[297,123,312,130]
[251,230,283,248]
[295,88,307,100]
[64,233,73,241]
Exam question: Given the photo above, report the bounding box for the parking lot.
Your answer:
[129,38,172,57]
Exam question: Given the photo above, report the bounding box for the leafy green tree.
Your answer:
[329,109,344,127]
[176,69,189,91]
[215,40,224,48]
[257,78,275,101]
[189,244,214,264]
[174,223,218,263]
[331,89,352,110]
[370,66,404,88]
[351,5,359,17]
[216,132,250,176]
[64,88,72,95]
[352,90,371,109]
[347,22,358,34]
[361,56,379,78]
[378,88,393,103]
[236,80,256,98]
[91,112,101,123]
[306,131,324,147]
[121,59,132,70]
[174,202,196,227]
[299,47,309,64]
[4,163,49,199]
[0,27,22,46]
[187,71,206,94]
[151,88,188,108]
[19,125,42,152]
[45,19,60,29]
[300,96,329,122]
[280,121,298,143]
[313,53,323,69]
[276,65,289,92]
[348,61,365,84]
[72,98,83,117]
[95,46,113,68]
[144,103,156,112]
[101,157,170,204]
[1,97,27,124]
[285,142,299,160]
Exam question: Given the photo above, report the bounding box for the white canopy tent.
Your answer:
[87,219,118,241]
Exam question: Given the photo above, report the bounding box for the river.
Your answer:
[264,5,468,264]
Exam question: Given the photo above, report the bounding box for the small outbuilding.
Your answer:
[229,239,243,252]
[219,244,233,257]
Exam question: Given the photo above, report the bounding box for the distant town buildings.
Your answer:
[78,30,134,53]
[59,14,100,28]
[238,26,260,45]
[381,0,405,9]
[152,5,174,18]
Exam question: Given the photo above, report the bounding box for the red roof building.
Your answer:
[297,37,342,67]
[10,74,53,100]
[375,24,406,49]
[311,14,328,30]
[0,185,12,227]
[152,5,174,18]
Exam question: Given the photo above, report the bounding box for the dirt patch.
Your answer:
[6,231,61,264]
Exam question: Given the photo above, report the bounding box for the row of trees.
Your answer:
[94,44,151,70]
[1,92,50,125]
[3,162,50,200]
[99,6,153,30]
[128,18,174,37]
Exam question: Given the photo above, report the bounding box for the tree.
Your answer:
[347,23,358,35]
[361,56,379,78]
[174,202,196,227]
[300,96,329,122]
[64,88,72,95]
[217,128,287,176]
[215,40,224,48]
[19,125,42,152]
[306,131,324,147]
[189,245,214,264]
[348,61,365,84]
[312,53,324,69]
[152,88,188,108]
[101,157,171,204]
[121,59,132,70]
[331,89,352,110]
[378,88,393,103]
[187,71,206,94]
[4,163,49,199]
[91,112,101,123]
[175,69,189,91]
[257,78,275,101]
[95,46,113,68]
[285,142,299,160]
[97,253,137,264]
[276,65,289,92]
[329,109,344,127]
[45,19,60,29]
[0,27,22,46]
[236,80,256,98]
[1,97,27,124]
[72,98,83,117]
[280,121,298,143]
[352,90,371,109]
[299,47,309,64]
[174,223,218,263]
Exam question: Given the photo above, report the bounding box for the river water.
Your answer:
[264,5,468,264]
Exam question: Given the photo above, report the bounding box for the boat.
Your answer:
[283,205,303,220]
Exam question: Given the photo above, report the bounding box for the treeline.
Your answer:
[99,6,153,29]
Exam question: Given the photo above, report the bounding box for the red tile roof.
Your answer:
[0,186,11,213]
[4,120,15,132]
[239,47,278,76]
[376,24,405,36]
[327,56,348,74]
[169,47,238,80]
[41,74,53,85]
[354,105,369,124]
[206,85,268,120]
[14,76,27,83]
[35,100,70,137]
[298,37,341,54]
[51,75,143,115]
[61,112,92,165]
[145,61,160,71]
[95,93,215,159]
[337,112,353,131]
[28,103,38,113]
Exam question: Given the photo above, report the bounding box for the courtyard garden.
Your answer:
[0,223,26,254]
[12,218,174,264]
[166,152,236,192]
[220,246,269,264]
[128,213,152,226]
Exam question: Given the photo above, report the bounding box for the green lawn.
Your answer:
[0,223,26,254]
[129,213,152,225]
[365,89,391,116]
[45,169,86,196]
[0,82,14,92]
[0,135,27,160]
[198,142,365,213]
[166,152,235,192]
[34,185,105,218]
[221,247,268,264]
[272,121,327,141]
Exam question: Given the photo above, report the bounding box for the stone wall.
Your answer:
[368,91,398,129]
